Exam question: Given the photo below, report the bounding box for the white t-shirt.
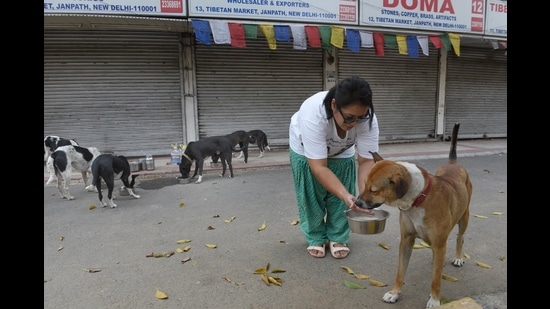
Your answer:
[289,90,379,159]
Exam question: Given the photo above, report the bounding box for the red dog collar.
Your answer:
[411,176,433,207]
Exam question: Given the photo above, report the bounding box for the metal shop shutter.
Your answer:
[44,30,183,157]
[445,46,507,139]
[194,40,323,147]
[338,45,440,142]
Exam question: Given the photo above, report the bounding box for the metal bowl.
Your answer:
[345,208,390,235]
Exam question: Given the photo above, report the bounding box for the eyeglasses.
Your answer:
[338,107,371,124]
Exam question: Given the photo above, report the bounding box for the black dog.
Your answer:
[211,130,250,164]
[247,129,271,158]
[90,154,140,208]
[179,136,241,184]
[44,135,78,162]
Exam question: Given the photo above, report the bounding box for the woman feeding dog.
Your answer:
[289,76,379,259]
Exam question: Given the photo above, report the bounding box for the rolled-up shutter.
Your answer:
[445,46,507,139]
[338,45,440,142]
[194,40,324,146]
[44,30,183,157]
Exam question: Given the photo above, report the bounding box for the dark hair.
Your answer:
[323,76,374,128]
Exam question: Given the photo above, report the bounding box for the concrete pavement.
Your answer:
[44,138,507,184]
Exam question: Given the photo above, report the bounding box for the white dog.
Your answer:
[46,145,101,200]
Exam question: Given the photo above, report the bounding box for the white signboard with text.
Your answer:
[44,0,187,17]
[484,0,506,37]
[360,0,485,34]
[188,0,359,25]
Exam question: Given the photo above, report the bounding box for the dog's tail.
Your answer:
[448,123,460,164]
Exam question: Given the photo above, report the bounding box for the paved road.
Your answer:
[44,153,507,309]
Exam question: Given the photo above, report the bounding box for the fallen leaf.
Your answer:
[83,268,101,273]
[164,251,175,257]
[213,214,220,218]
[205,244,217,249]
[499,255,505,261]
[261,273,270,285]
[155,289,168,299]
[474,214,488,219]
[207,226,215,230]
[420,241,430,247]
[279,240,286,243]
[341,265,355,275]
[498,190,504,193]
[442,274,458,282]
[268,276,282,286]
[413,244,425,249]
[290,220,299,225]
[344,280,366,289]
[183,245,191,252]
[224,216,237,223]
[354,274,371,280]
[223,277,234,283]
[464,253,470,259]
[378,242,390,250]
[59,236,64,241]
[88,205,96,210]
[476,261,493,269]
[154,253,165,258]
[492,211,504,215]
[146,252,155,257]
[369,279,387,287]
[258,221,267,231]
[179,202,185,208]
[271,268,286,273]
[177,239,191,244]
[176,248,184,253]
[57,245,64,251]
[181,257,191,264]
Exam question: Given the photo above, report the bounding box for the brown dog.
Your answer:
[355,123,472,308]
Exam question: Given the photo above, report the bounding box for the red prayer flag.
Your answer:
[373,32,385,56]
[429,35,442,48]
[228,23,246,48]
[304,25,321,48]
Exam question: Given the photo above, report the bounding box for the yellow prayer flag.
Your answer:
[449,33,460,56]
[259,24,276,50]
[330,26,344,48]
[396,34,408,55]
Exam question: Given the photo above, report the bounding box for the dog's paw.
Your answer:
[382,291,400,303]
[426,296,440,308]
[133,194,141,199]
[452,257,464,267]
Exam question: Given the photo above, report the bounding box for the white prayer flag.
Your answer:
[359,31,373,48]
[290,25,307,50]
[210,20,231,44]
[417,36,429,56]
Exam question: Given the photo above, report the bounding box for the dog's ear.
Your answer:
[369,151,384,163]
[391,175,409,199]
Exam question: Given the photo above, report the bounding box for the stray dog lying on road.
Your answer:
[89,154,140,208]
[46,145,101,200]
[354,123,472,308]
[179,135,241,184]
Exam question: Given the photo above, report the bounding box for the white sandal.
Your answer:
[306,244,326,258]
[329,241,350,259]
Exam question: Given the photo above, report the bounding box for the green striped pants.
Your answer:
[289,149,357,246]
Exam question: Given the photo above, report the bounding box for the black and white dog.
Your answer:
[247,129,271,158]
[179,136,241,184]
[44,135,78,162]
[89,154,140,208]
[46,145,101,200]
